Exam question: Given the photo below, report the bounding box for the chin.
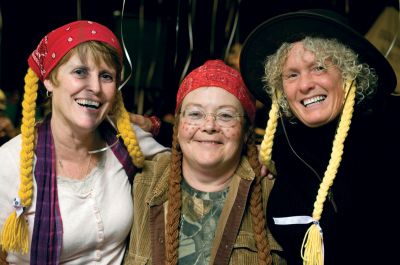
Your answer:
[299,116,330,128]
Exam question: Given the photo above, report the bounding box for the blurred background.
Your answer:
[0,0,398,146]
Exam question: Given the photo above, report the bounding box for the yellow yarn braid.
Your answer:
[301,80,356,265]
[113,91,144,168]
[0,68,38,254]
[260,98,280,171]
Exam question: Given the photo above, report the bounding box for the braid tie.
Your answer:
[301,80,356,265]
[0,68,38,253]
[260,99,279,170]
[247,132,272,265]
[113,91,144,168]
[165,122,182,265]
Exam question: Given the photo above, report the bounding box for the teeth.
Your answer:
[303,96,326,107]
[75,99,101,109]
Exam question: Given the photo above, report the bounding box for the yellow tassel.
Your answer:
[301,223,323,265]
[0,211,29,254]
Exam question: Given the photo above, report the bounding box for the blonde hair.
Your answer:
[165,115,272,264]
[0,42,144,254]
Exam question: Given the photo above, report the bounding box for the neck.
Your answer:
[51,118,102,159]
[51,117,104,180]
[181,160,239,192]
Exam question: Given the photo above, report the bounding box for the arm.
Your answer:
[133,124,170,158]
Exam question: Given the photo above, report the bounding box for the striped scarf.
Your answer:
[30,115,136,264]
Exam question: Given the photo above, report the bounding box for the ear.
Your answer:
[43,79,54,92]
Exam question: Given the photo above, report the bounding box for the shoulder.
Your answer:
[235,156,255,181]
[135,152,171,184]
[0,135,21,172]
[0,134,22,155]
[0,135,22,227]
[133,152,171,206]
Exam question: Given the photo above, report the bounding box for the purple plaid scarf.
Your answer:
[30,115,136,264]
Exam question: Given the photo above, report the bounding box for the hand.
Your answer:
[261,165,275,180]
[129,113,153,133]
[257,144,276,180]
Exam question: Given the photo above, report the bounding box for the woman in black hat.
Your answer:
[240,9,399,265]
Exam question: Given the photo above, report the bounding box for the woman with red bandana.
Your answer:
[124,59,284,265]
[0,21,166,264]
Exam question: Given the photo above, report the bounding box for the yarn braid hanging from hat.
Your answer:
[0,20,144,254]
[260,80,356,265]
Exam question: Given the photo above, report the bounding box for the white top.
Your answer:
[0,125,168,264]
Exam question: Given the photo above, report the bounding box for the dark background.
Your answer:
[0,0,398,143]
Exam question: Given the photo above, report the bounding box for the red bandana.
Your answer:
[176,59,256,123]
[28,20,122,81]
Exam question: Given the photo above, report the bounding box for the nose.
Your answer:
[202,113,219,133]
[298,73,315,93]
[88,75,102,93]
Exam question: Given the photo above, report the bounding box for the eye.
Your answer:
[283,72,298,80]
[185,109,204,120]
[217,111,236,121]
[313,65,326,73]
[73,68,88,78]
[100,72,114,82]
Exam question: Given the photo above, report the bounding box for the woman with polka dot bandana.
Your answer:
[0,20,166,264]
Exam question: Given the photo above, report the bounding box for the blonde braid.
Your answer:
[0,68,38,253]
[113,91,144,168]
[165,121,182,265]
[301,80,356,265]
[260,98,280,170]
[247,132,272,265]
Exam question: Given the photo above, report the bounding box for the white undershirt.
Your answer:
[0,125,168,264]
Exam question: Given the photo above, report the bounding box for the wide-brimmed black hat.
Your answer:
[240,9,397,106]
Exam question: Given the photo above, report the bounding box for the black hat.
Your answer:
[240,9,397,105]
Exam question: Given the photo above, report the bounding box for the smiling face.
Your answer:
[282,42,345,127]
[178,86,246,175]
[44,50,117,134]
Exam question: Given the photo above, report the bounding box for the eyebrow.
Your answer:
[183,103,240,110]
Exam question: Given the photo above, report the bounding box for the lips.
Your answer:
[75,99,101,109]
[197,140,223,145]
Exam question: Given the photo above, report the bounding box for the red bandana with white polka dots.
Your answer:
[28,20,122,81]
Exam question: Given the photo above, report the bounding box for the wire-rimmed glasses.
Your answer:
[181,107,243,127]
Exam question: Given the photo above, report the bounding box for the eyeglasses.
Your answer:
[181,107,243,127]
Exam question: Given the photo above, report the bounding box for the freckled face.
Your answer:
[282,42,345,127]
[44,52,117,133]
[178,87,246,173]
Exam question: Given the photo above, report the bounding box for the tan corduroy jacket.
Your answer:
[124,152,286,265]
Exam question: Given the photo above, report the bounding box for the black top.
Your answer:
[267,95,400,264]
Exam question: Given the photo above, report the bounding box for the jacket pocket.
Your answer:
[233,231,257,251]
[228,231,259,264]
